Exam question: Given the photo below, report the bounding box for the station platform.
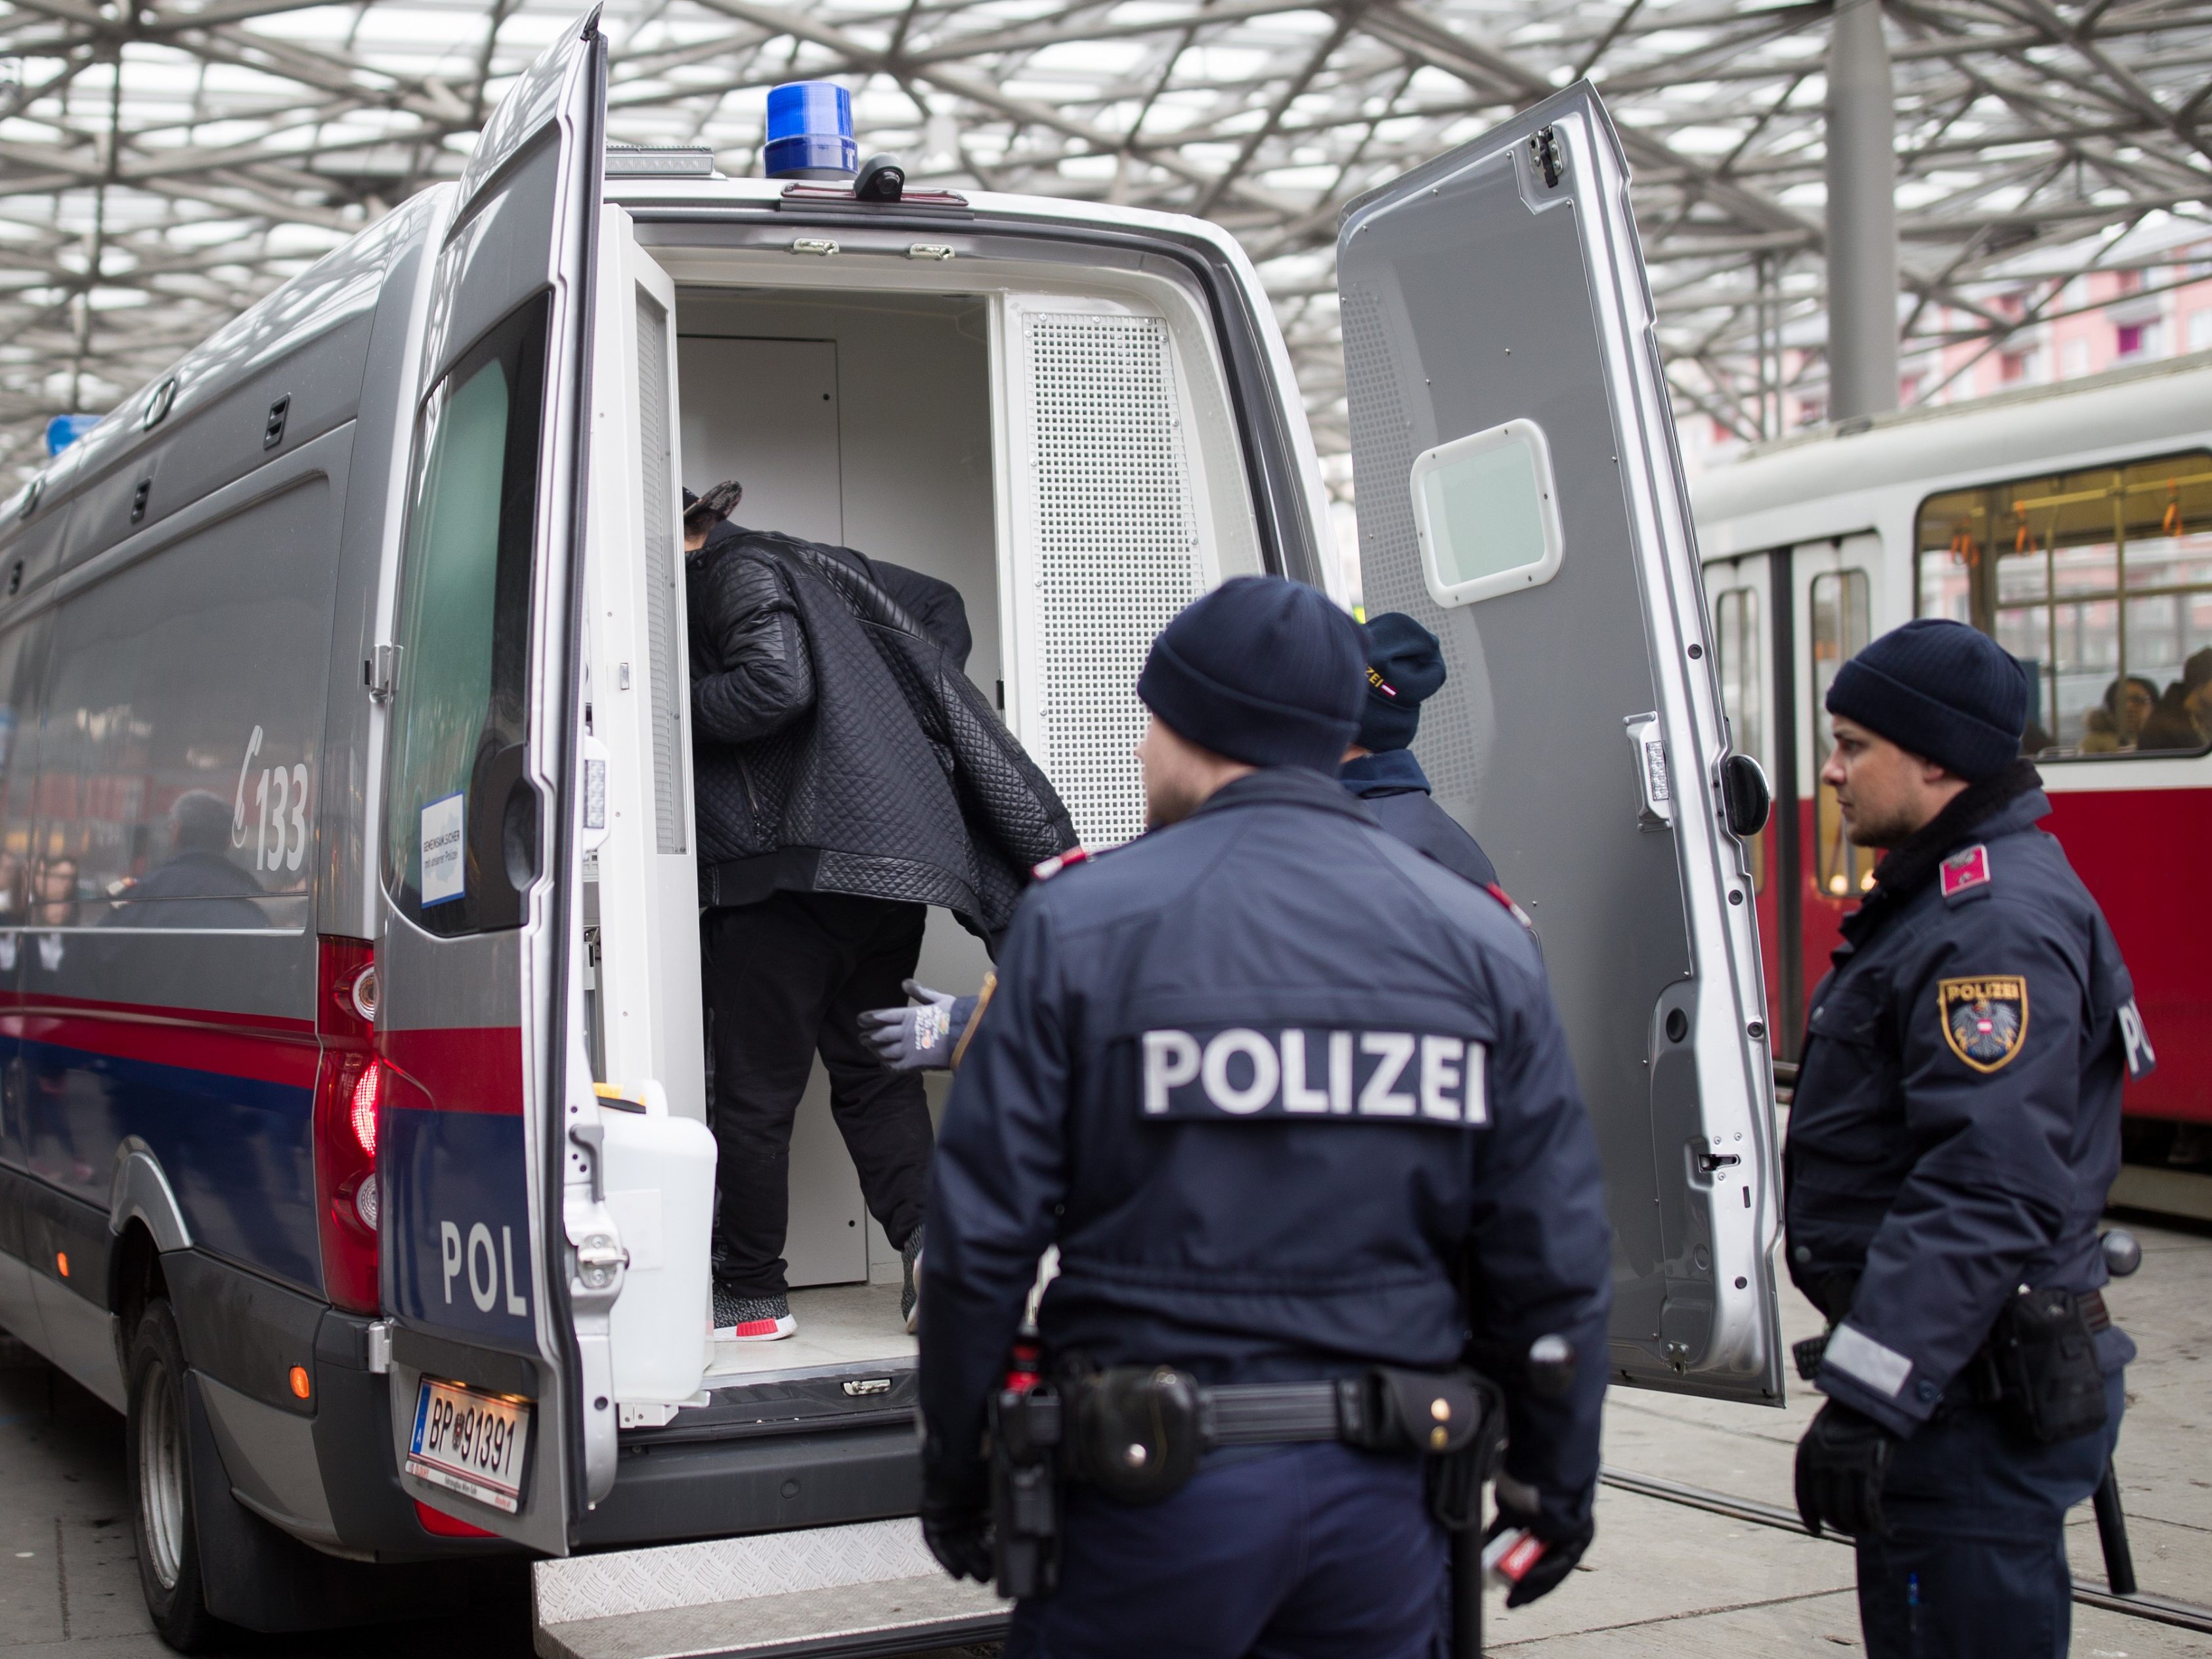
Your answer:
[2,1216,2207,1657]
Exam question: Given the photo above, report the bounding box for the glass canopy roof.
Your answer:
[3,0,2209,479]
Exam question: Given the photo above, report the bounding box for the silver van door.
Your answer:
[1339,84,1783,1403]
[376,9,607,1548]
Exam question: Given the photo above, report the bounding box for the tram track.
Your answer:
[1599,1467,2212,1636]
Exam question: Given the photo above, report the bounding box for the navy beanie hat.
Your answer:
[1136,576,1365,773]
[1358,612,1446,752]
[1824,618,2029,781]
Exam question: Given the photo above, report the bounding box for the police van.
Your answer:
[0,10,1781,1649]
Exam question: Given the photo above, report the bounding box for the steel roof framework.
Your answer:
[1,0,2209,481]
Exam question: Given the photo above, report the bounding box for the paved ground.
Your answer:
[1488,1211,2212,1656]
[2,1215,2205,1657]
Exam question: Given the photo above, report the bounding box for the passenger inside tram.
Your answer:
[2140,648,2212,751]
[2078,674,2159,752]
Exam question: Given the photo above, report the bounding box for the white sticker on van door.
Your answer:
[421,793,465,907]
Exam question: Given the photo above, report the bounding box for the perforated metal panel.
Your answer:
[1026,312,1203,849]
[635,286,685,855]
[1341,284,1479,811]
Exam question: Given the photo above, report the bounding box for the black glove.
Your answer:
[1485,1503,1593,1608]
[1794,1400,1898,1540]
[919,1467,993,1584]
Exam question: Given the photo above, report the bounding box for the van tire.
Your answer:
[125,1299,225,1653]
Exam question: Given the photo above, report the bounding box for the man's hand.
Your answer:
[859,980,976,1072]
[919,1467,993,1584]
[1794,1400,1898,1539]
[1485,1499,1593,1608]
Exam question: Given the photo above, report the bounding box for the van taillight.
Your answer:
[314,936,380,1314]
[350,1061,381,1156]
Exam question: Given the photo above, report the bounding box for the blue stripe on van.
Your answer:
[15,1035,319,1289]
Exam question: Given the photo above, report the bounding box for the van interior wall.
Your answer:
[677,286,996,1289]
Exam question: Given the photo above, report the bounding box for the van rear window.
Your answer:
[383,296,549,934]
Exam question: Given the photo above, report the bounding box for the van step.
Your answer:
[532,1518,1010,1659]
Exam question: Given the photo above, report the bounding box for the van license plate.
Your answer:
[408,1378,531,1514]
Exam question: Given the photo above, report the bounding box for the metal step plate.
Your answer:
[532,1517,1010,1659]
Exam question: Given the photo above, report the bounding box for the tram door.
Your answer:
[1705,554,1784,1045]
[1787,533,1884,1045]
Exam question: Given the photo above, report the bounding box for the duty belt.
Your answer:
[987,1363,1506,1602]
[1202,1377,1418,1447]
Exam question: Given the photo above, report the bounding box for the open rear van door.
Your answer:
[376,9,607,1548]
[1339,85,1784,1403]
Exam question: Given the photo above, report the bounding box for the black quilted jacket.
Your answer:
[686,523,1077,941]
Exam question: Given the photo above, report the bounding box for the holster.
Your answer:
[987,1383,1064,1600]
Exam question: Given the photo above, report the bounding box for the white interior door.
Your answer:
[672,327,868,1288]
[587,209,706,1119]
[999,293,1220,850]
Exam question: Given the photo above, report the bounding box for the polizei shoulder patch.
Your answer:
[1938,976,2028,1073]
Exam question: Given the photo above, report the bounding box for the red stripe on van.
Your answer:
[0,988,314,1037]
[379,1025,525,1115]
[0,1001,319,1090]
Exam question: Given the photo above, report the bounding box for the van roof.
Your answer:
[606,172,1249,258]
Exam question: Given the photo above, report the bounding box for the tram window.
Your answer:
[1810,570,1876,899]
[1712,584,1766,890]
[1916,448,2212,758]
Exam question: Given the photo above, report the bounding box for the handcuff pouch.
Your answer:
[1069,1366,1204,1504]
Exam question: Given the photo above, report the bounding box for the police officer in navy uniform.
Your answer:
[915,576,1612,1658]
[1339,611,1500,890]
[1788,618,2153,1658]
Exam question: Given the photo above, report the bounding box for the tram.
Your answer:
[1695,351,2212,1176]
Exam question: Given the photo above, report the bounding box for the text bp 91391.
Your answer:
[408,1378,533,1514]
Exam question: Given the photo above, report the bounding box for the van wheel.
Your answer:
[126,1299,223,1653]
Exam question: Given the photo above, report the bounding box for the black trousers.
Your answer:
[1005,1444,1445,1659]
[1854,1370,2124,1658]
[703,891,934,1296]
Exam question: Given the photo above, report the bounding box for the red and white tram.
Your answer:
[1694,352,2211,1166]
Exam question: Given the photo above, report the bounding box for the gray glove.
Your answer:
[859,980,978,1071]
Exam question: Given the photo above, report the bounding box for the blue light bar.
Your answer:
[764,82,856,179]
[45,413,99,456]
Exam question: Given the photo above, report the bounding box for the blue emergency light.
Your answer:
[765,81,857,179]
[45,413,99,456]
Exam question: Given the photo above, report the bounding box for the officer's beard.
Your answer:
[1144,777,1209,829]
[1843,805,1919,852]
